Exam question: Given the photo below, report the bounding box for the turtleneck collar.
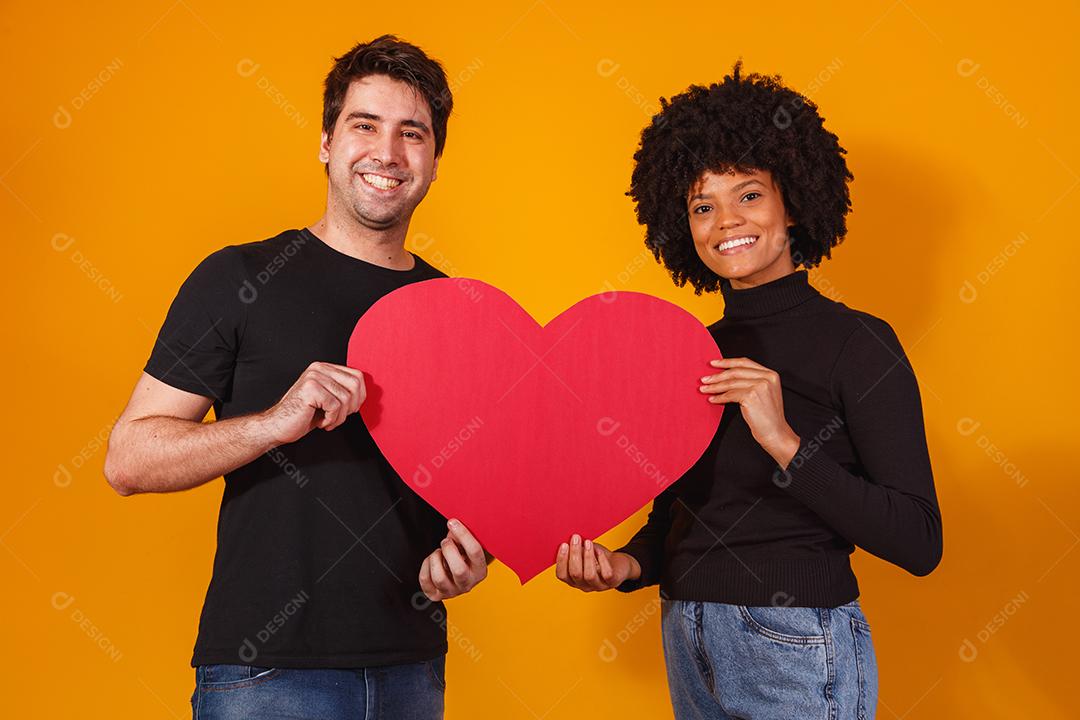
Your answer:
[719,270,821,320]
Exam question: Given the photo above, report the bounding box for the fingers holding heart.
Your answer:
[418,519,489,602]
[698,356,794,453]
[700,357,779,402]
[556,535,617,592]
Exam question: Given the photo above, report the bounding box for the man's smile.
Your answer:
[358,172,404,191]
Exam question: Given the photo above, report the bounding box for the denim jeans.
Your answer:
[190,656,445,719]
[661,599,877,719]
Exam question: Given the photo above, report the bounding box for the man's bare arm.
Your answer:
[104,363,366,496]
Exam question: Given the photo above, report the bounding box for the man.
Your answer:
[104,35,487,719]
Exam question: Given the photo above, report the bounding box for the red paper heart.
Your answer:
[347,278,722,583]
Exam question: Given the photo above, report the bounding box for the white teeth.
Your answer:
[717,236,757,252]
[361,173,401,190]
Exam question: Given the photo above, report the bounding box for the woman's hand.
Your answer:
[419,518,489,601]
[700,357,801,468]
[555,534,641,591]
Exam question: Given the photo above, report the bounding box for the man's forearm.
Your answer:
[106,411,276,495]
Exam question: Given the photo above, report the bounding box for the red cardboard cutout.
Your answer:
[347,278,723,583]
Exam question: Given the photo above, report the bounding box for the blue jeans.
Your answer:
[190,657,445,719]
[661,599,878,719]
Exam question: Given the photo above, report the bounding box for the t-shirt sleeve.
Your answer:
[142,247,248,401]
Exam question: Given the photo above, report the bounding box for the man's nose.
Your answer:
[369,131,404,167]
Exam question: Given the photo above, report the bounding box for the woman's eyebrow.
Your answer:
[689,178,765,202]
[731,178,765,192]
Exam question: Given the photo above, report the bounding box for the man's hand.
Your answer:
[262,362,367,446]
[106,362,366,496]
[419,519,489,601]
[555,534,640,592]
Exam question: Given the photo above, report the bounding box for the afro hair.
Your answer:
[627,61,853,294]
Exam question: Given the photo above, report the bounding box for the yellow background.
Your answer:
[4,0,1077,717]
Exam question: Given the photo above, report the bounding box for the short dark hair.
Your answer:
[627,61,853,294]
[322,35,453,160]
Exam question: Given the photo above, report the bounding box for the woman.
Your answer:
[555,62,942,719]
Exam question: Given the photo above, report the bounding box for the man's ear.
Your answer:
[431,153,440,182]
[319,131,332,164]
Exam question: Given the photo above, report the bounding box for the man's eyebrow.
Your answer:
[688,178,765,203]
[344,110,380,124]
[400,118,430,133]
[343,110,430,134]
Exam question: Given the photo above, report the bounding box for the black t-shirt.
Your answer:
[143,227,450,669]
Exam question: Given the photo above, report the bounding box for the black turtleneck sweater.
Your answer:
[616,270,942,607]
